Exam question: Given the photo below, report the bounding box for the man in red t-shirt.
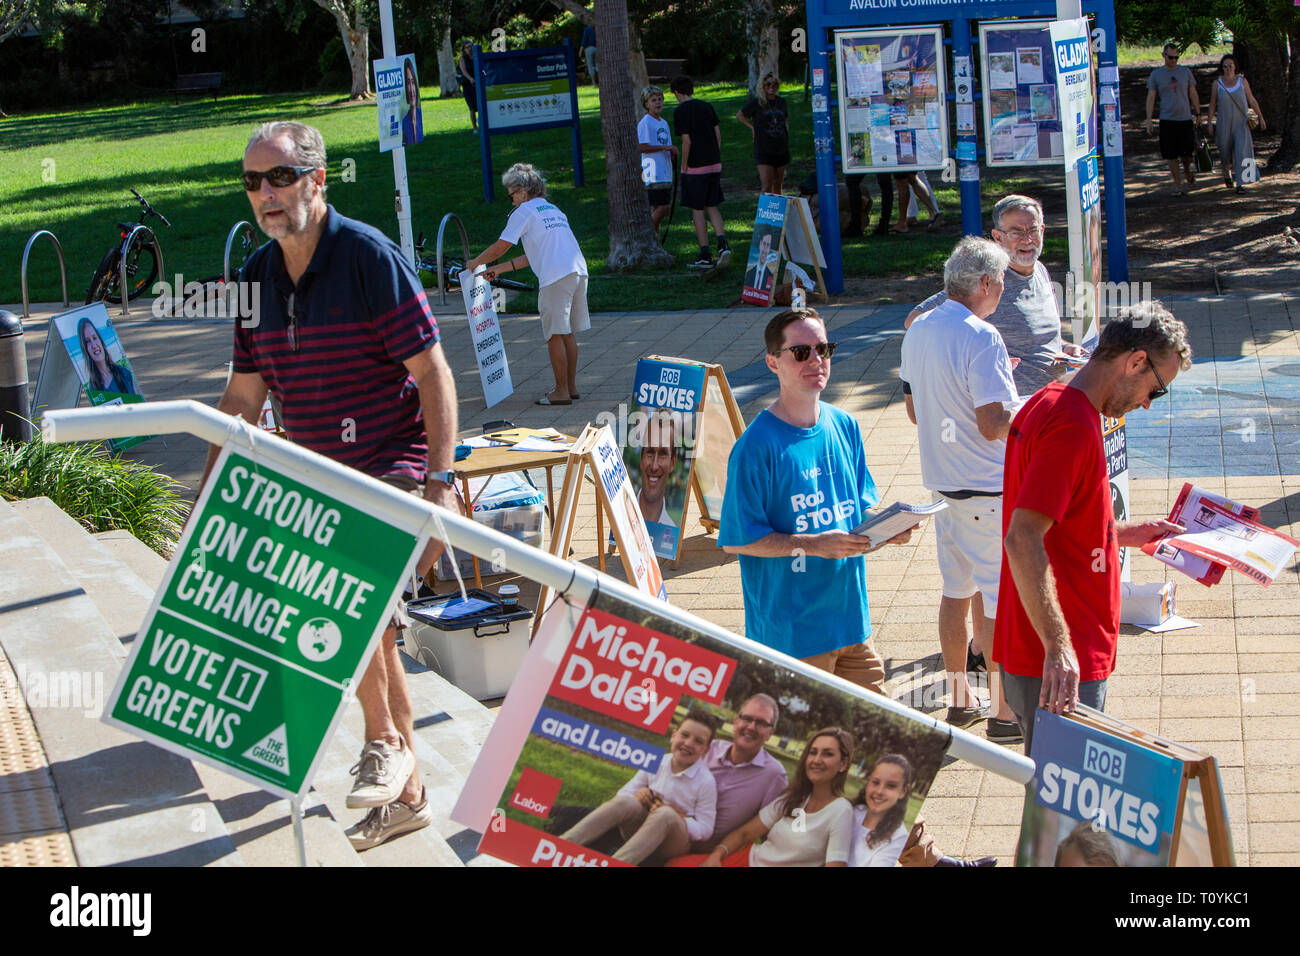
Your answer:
[992,303,1191,754]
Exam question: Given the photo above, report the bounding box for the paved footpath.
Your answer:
[9,290,1299,865]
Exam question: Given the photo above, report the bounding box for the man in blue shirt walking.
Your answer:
[720,309,913,692]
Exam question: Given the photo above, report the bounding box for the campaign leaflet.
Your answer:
[1017,711,1184,866]
[1143,483,1263,586]
[1149,495,1298,587]
[622,359,706,560]
[466,589,951,867]
[742,195,785,306]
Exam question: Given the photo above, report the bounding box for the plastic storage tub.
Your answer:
[405,589,534,700]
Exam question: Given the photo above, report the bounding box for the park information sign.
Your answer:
[979,20,1065,167]
[833,27,948,173]
[483,49,573,130]
[103,446,421,799]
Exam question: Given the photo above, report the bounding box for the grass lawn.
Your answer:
[3,81,1072,313]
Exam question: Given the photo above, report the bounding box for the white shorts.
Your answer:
[933,493,1003,619]
[538,272,591,338]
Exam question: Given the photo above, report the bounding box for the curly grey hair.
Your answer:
[1092,301,1192,371]
[501,163,547,200]
[943,236,1010,299]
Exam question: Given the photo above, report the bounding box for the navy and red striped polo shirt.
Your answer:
[233,205,440,481]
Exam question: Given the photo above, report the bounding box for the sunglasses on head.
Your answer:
[242,165,319,191]
[774,342,837,362]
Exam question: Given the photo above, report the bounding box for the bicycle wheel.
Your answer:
[120,234,160,301]
[85,249,122,304]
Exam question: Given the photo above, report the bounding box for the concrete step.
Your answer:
[189,763,362,867]
[13,498,157,649]
[94,528,169,591]
[0,498,243,867]
[87,518,362,865]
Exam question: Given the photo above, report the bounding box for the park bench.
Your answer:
[171,72,223,102]
[645,58,687,84]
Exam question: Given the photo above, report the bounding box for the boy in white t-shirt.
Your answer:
[637,85,677,233]
[561,709,717,864]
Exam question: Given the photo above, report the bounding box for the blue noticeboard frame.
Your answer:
[475,40,585,203]
[804,0,1125,293]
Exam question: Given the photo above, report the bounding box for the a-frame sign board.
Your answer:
[640,356,745,539]
[1019,707,1235,867]
[534,423,667,636]
[779,198,829,303]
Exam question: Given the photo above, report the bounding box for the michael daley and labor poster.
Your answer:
[453,589,952,867]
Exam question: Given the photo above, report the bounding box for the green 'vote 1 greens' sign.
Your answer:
[104,446,421,799]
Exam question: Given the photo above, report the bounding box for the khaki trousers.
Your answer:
[802,640,886,695]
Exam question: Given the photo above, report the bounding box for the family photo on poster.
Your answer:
[476,589,952,868]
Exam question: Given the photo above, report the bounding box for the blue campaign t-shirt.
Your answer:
[718,403,879,659]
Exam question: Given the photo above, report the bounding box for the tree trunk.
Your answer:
[314,0,372,99]
[1266,19,1300,172]
[437,25,458,96]
[595,0,673,271]
[626,17,649,115]
[744,0,780,99]
[1233,34,1287,138]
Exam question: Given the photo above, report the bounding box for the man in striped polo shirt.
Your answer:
[203,121,459,851]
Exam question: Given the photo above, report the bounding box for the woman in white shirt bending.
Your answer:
[701,727,855,867]
[468,163,590,406]
[848,753,914,867]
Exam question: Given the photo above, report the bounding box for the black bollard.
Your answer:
[0,310,33,443]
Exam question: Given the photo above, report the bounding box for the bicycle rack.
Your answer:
[435,213,472,306]
[20,230,70,318]
[224,221,256,284]
[115,224,163,317]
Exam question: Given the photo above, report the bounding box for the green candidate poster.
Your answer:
[103,447,421,798]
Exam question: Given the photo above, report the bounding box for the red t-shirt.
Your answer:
[992,383,1119,681]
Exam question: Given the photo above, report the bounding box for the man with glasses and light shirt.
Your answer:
[906,195,1084,397]
[993,303,1191,755]
[901,237,1021,740]
[1145,43,1202,195]
[691,694,788,853]
[202,121,459,850]
[720,309,914,694]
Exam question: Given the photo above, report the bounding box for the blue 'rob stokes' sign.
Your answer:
[1032,712,1183,853]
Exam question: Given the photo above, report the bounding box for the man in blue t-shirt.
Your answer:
[719,309,914,693]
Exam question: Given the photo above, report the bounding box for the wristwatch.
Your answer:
[427,470,456,486]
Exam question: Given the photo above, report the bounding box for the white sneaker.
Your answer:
[346,791,432,852]
[346,737,416,809]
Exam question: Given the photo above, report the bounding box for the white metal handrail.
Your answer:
[41,399,1035,786]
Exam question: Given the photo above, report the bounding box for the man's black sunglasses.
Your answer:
[242,165,319,191]
[1146,357,1169,401]
[774,342,837,362]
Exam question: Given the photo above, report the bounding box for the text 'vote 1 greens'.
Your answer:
[103,447,421,798]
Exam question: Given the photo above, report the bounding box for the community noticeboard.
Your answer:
[979,20,1066,167]
[483,49,573,131]
[833,26,948,173]
[103,446,421,799]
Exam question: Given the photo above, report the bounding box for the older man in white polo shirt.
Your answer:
[900,236,1021,739]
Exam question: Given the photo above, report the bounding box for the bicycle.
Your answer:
[84,188,170,304]
[414,232,532,293]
